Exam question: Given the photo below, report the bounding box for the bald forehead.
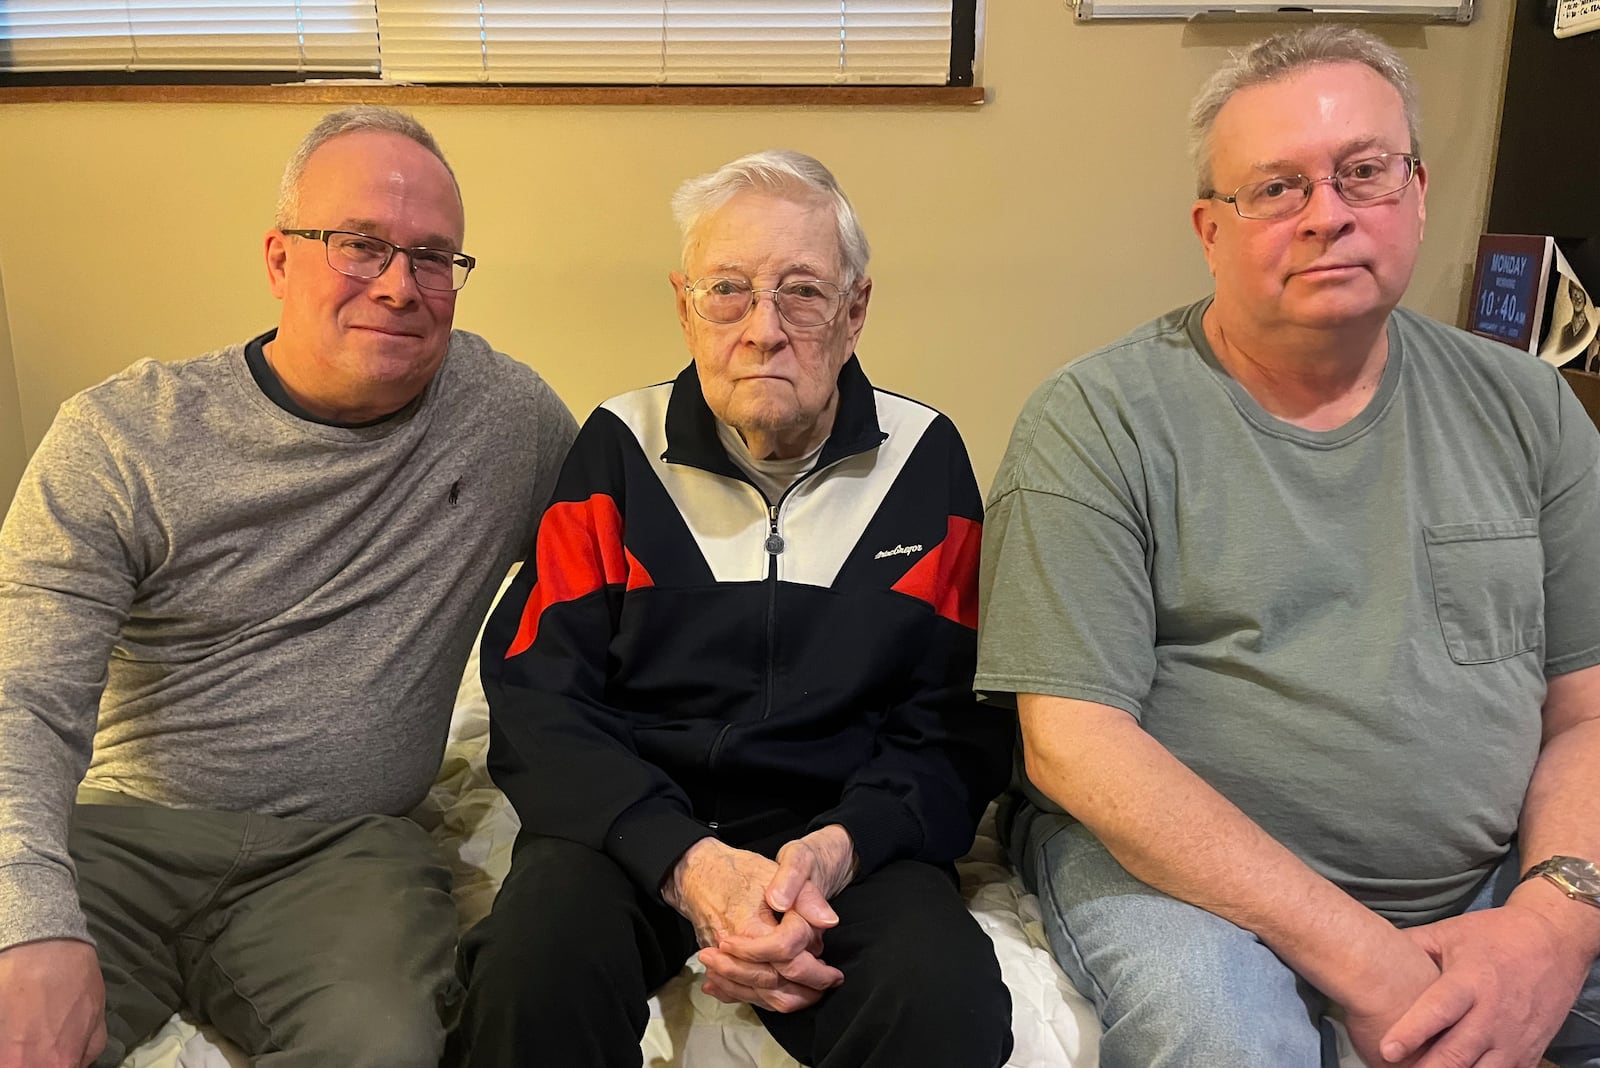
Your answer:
[300,130,462,199]
[297,129,465,243]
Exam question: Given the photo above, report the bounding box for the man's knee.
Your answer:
[458,834,676,1029]
[859,966,1013,1065]
[1056,892,1322,1066]
[461,837,630,984]
[785,948,1012,1068]
[454,837,676,1064]
[816,861,1013,1064]
[866,904,1007,1017]
[276,982,447,1068]
[1033,823,1322,1067]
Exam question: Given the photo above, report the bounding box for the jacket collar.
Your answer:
[660,355,887,476]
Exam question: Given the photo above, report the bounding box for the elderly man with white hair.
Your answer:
[453,150,1014,1068]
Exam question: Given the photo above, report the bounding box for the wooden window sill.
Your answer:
[0,83,984,106]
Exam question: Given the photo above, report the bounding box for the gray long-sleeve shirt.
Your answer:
[0,329,576,949]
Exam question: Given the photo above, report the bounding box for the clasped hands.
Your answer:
[662,824,857,1014]
[1342,894,1592,1068]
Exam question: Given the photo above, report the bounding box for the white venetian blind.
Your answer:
[375,0,954,85]
[0,0,380,73]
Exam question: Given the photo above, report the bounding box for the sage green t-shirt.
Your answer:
[976,299,1600,923]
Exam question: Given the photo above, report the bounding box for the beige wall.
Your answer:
[0,268,24,503]
[0,5,1511,510]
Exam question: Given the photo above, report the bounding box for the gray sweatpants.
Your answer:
[71,788,459,1067]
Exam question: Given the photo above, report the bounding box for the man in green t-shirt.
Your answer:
[977,25,1600,1068]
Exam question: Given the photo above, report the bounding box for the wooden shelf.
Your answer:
[1561,368,1600,430]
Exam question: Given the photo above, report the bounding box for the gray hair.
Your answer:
[1187,25,1421,198]
[671,150,871,287]
[275,106,460,227]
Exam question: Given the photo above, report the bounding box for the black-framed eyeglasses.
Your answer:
[684,277,847,328]
[1206,153,1422,221]
[281,229,476,292]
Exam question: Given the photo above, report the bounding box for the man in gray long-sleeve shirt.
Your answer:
[0,107,576,1067]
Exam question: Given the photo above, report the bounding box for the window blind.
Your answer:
[378,1,954,85]
[0,0,379,72]
[0,0,958,84]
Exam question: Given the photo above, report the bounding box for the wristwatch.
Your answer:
[1521,855,1600,909]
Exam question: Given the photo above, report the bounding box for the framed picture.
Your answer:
[1556,0,1600,38]
[1072,0,1472,19]
[1467,233,1555,354]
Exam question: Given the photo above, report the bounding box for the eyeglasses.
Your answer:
[1207,153,1422,221]
[684,277,847,328]
[281,229,476,292]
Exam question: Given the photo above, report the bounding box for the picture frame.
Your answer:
[1555,0,1600,39]
[1072,0,1472,20]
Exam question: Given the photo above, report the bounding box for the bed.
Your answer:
[120,630,1364,1068]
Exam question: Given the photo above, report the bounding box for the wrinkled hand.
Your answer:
[0,939,106,1068]
[765,825,858,917]
[1377,902,1590,1068]
[664,838,843,1013]
[702,825,858,1012]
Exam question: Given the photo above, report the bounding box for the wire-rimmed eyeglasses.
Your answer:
[1206,153,1422,221]
[281,229,476,292]
[683,277,847,328]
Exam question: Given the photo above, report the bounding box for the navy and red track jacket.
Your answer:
[481,357,1013,896]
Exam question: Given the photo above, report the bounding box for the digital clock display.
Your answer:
[1467,235,1555,354]
[1471,251,1537,341]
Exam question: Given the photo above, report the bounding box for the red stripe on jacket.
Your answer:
[507,494,653,658]
[890,515,981,630]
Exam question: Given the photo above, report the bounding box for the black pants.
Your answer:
[453,834,1014,1067]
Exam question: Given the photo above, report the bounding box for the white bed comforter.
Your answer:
[121,636,1364,1067]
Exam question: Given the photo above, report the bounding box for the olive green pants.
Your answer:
[71,788,459,1067]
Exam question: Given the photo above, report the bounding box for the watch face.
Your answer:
[1558,859,1600,897]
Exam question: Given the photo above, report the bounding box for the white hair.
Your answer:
[671,149,870,286]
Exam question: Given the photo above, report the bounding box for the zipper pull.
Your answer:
[764,504,785,555]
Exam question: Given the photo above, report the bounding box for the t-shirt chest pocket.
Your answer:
[1422,518,1544,665]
